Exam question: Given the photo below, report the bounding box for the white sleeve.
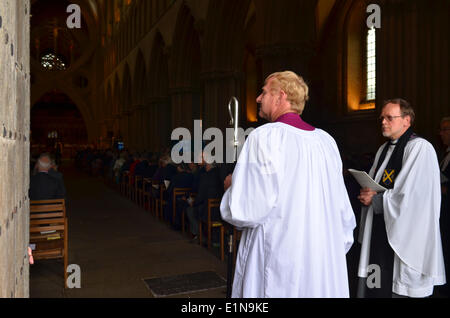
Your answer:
[220,129,281,228]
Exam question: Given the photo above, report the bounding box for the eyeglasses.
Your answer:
[440,128,450,132]
[379,115,403,122]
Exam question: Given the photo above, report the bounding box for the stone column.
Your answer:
[147,97,171,153]
[0,0,31,298]
[201,70,244,132]
[132,104,146,152]
[120,110,131,149]
[169,87,195,132]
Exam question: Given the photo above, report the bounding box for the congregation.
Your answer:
[27,117,449,298]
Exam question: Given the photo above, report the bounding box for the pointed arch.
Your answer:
[148,31,169,99]
[31,86,94,142]
[170,4,202,129]
[170,4,201,89]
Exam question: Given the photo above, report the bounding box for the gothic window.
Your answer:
[366,27,376,101]
[346,1,375,112]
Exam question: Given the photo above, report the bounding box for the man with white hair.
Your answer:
[220,71,356,297]
[29,153,66,200]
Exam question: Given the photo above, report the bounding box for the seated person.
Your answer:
[161,155,177,182]
[128,153,141,185]
[163,163,194,228]
[29,153,66,200]
[185,158,223,242]
[134,153,149,188]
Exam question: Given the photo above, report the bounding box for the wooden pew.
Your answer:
[135,175,143,206]
[143,178,153,212]
[172,187,192,225]
[150,180,160,217]
[182,192,197,235]
[199,198,225,261]
[29,199,68,288]
[155,182,166,221]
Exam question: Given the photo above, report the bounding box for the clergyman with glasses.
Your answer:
[356,98,446,298]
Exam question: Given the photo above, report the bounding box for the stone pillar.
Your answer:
[201,71,244,132]
[147,97,171,153]
[131,104,146,152]
[128,107,136,151]
[147,101,159,152]
[120,110,131,149]
[0,0,30,298]
[170,87,195,132]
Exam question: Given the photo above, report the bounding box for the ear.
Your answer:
[279,89,287,103]
[404,115,411,126]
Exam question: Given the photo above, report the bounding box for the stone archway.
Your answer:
[31,90,89,159]
[31,83,95,143]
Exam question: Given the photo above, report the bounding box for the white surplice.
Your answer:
[358,137,446,297]
[220,123,356,298]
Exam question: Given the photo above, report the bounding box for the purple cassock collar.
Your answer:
[274,112,315,131]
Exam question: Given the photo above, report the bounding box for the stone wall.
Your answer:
[0,0,30,298]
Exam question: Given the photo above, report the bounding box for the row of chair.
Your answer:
[115,172,241,262]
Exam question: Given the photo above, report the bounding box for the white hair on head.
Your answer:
[38,158,51,170]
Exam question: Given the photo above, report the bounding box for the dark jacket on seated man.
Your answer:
[162,163,177,181]
[29,154,66,201]
[193,166,223,222]
[163,165,195,225]
[29,172,66,200]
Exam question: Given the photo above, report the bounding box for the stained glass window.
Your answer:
[41,53,67,71]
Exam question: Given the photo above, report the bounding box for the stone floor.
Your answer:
[29,164,228,298]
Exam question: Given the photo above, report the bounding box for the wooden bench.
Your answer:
[134,175,143,206]
[182,192,197,235]
[120,171,130,196]
[143,178,153,212]
[172,187,192,225]
[199,198,224,261]
[155,182,167,221]
[29,199,68,288]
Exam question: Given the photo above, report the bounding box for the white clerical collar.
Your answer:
[389,139,398,146]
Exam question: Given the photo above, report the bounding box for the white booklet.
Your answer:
[164,180,170,189]
[348,169,387,193]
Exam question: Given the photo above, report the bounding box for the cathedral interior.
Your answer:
[0,0,449,299]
